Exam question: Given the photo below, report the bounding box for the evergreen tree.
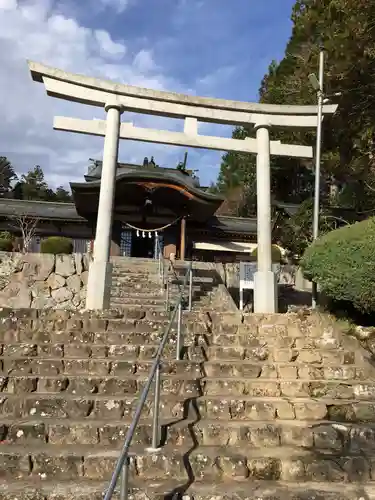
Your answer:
[214,0,375,221]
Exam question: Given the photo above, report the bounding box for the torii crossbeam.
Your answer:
[28,60,337,313]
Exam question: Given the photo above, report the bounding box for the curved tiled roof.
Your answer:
[0,199,84,221]
[0,199,260,235]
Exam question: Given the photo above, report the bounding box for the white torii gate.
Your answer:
[27,61,337,313]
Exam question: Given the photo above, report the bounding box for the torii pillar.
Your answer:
[254,119,276,313]
[86,99,123,310]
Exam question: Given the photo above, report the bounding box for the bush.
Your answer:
[251,244,282,263]
[300,217,375,313]
[0,231,12,240]
[0,238,13,251]
[41,236,73,255]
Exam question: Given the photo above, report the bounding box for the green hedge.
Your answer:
[0,239,13,251]
[41,236,73,255]
[251,244,282,263]
[301,217,375,313]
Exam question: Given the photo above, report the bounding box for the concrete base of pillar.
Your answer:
[85,261,113,310]
[254,270,277,313]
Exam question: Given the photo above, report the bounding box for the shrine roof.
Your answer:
[70,167,224,222]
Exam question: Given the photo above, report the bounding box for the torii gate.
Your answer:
[27,60,337,313]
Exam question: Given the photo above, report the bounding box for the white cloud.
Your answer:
[133,49,157,73]
[0,0,17,9]
[95,30,127,59]
[0,0,190,190]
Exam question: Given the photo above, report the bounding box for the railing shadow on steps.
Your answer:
[103,258,194,500]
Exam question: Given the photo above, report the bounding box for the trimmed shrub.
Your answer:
[251,244,282,263]
[300,217,375,313]
[41,236,73,255]
[0,231,12,241]
[0,238,13,251]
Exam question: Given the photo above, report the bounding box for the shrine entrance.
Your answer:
[29,60,337,312]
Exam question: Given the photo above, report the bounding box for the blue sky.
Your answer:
[0,0,296,188]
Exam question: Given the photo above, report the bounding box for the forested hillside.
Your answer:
[215,0,375,229]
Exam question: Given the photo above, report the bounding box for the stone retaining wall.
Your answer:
[0,252,89,310]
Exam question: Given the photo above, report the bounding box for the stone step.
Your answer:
[3,441,375,484]
[110,290,164,298]
[206,346,361,364]
[211,333,350,349]
[2,355,371,381]
[201,378,375,399]
[185,480,375,500]
[2,480,375,500]
[0,393,189,419]
[0,375,202,397]
[0,343,207,361]
[0,417,195,448]
[203,360,374,380]
[110,299,166,308]
[3,331,208,347]
[0,479,182,500]
[0,444,189,481]
[187,445,375,482]
[195,396,375,422]
[0,357,202,376]
[187,419,375,451]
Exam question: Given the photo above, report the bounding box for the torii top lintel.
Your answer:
[28,60,337,129]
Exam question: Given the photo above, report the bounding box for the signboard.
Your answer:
[239,262,281,311]
[239,262,256,311]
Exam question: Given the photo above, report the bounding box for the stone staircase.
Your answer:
[110,258,218,311]
[2,293,375,498]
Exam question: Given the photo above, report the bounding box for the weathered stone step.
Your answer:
[0,343,206,361]
[206,346,361,364]
[0,375,202,396]
[212,333,349,349]
[0,394,188,419]
[204,360,374,379]
[0,417,195,447]
[201,378,375,399]
[0,478,182,500]
[0,444,188,481]
[110,276,161,284]
[185,480,375,500]
[188,419,375,451]
[109,299,166,308]
[3,323,208,345]
[0,357,202,376]
[110,290,164,299]
[188,445,375,482]
[195,396,375,422]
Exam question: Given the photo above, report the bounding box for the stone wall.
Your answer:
[0,252,89,309]
[191,261,297,289]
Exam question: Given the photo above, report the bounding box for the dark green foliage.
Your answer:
[11,165,72,202]
[0,238,13,251]
[251,244,283,263]
[40,236,73,255]
[301,217,375,313]
[213,0,375,248]
[0,157,17,195]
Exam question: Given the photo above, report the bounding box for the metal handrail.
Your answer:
[165,259,193,313]
[156,236,165,285]
[103,261,193,500]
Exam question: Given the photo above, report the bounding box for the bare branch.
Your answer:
[8,214,39,253]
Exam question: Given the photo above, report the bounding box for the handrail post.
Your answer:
[165,273,170,314]
[120,455,130,500]
[188,263,193,312]
[151,361,162,450]
[176,302,182,361]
